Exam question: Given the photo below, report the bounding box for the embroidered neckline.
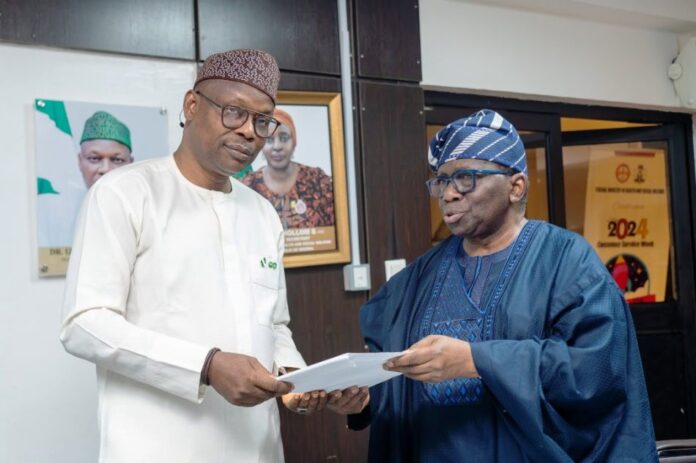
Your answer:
[418,220,540,343]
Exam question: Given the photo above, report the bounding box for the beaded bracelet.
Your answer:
[201,347,221,386]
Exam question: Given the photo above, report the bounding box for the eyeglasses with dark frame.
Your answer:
[425,168,514,198]
[195,90,280,139]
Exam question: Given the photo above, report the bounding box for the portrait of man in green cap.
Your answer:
[35,99,167,271]
[78,111,133,188]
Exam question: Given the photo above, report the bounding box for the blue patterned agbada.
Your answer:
[351,221,658,462]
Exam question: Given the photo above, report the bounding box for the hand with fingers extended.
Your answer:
[383,335,479,383]
[207,351,293,407]
[282,390,329,415]
[326,386,370,415]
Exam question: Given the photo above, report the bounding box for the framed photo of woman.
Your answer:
[242,91,351,268]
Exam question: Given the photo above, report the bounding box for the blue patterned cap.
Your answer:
[428,109,526,174]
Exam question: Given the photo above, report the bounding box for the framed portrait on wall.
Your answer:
[241,91,351,268]
[34,99,169,277]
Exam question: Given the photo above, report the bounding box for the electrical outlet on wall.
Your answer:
[343,264,371,291]
[384,259,407,281]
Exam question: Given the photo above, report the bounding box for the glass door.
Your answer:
[561,125,695,439]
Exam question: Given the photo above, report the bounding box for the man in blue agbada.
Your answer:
[348,109,658,462]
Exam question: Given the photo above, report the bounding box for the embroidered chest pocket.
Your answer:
[250,257,281,327]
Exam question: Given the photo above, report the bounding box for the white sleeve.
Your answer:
[59,180,210,403]
[272,228,306,370]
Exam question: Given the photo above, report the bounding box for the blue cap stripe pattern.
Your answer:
[428,109,527,175]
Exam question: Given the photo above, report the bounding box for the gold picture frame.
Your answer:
[242,91,351,268]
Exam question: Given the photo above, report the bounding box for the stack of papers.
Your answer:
[280,352,403,393]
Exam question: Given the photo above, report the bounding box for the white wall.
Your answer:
[0,43,196,463]
[420,0,685,110]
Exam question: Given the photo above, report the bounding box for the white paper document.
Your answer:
[280,352,403,393]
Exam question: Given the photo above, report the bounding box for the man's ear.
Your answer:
[509,173,528,204]
[182,89,198,123]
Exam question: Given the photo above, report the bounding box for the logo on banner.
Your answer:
[634,165,645,183]
[615,163,631,183]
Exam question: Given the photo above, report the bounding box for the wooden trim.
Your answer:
[425,91,693,124]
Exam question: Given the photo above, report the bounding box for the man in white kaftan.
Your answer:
[62,155,301,462]
[60,49,368,463]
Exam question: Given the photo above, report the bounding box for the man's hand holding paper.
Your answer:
[273,351,403,416]
[281,386,369,415]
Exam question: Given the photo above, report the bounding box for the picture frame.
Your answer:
[243,91,351,268]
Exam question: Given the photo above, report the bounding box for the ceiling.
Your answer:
[456,0,696,33]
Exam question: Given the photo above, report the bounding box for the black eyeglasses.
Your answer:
[425,168,514,198]
[195,90,280,138]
